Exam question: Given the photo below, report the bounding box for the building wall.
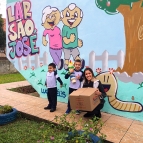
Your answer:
[0,59,17,74]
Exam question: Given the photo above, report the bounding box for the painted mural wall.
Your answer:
[6,0,143,121]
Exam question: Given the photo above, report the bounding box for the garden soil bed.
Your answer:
[9,85,39,97]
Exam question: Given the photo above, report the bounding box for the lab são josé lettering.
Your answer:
[7,1,39,59]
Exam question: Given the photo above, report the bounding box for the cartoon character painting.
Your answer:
[61,3,85,70]
[42,6,63,70]
[96,72,143,112]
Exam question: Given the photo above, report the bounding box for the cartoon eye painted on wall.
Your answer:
[49,15,54,19]
[74,12,78,18]
[66,11,70,17]
[49,15,51,19]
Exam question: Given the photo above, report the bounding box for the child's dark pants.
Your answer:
[67,88,77,110]
[47,87,57,109]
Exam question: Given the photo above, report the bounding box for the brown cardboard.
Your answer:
[70,88,101,111]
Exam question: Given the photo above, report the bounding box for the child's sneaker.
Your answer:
[65,109,71,114]
[76,110,81,115]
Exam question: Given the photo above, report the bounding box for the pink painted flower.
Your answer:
[96,68,102,74]
[24,66,27,70]
[109,68,114,74]
[50,136,54,140]
[31,66,35,70]
[40,63,43,67]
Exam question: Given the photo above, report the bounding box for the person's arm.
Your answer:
[57,77,63,86]
[54,71,63,86]
[45,73,47,86]
[93,80,105,99]
[98,81,106,98]
[79,71,84,82]
[65,72,71,79]
[42,30,48,46]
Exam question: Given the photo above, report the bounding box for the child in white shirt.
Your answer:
[44,63,63,112]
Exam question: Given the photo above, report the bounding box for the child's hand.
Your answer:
[69,68,74,73]
[60,85,63,88]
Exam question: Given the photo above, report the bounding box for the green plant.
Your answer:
[137,82,143,89]
[30,72,36,78]
[0,105,13,114]
[45,111,106,143]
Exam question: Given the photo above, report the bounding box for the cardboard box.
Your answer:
[70,88,100,111]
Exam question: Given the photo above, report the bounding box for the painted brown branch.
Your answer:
[117,5,131,16]
[132,0,143,13]
[117,0,143,16]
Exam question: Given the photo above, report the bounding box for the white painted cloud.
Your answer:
[114,72,143,84]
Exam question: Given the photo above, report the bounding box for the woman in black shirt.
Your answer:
[81,68,106,118]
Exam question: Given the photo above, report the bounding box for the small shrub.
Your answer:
[45,111,106,143]
[0,105,13,114]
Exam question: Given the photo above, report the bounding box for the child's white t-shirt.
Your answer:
[46,72,58,88]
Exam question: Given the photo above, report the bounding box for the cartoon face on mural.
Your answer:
[61,3,83,28]
[42,6,61,30]
[61,3,84,70]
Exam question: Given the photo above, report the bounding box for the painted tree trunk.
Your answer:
[116,1,143,76]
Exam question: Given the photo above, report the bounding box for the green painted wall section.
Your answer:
[7,0,19,4]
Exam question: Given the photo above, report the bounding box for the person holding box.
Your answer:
[81,68,106,118]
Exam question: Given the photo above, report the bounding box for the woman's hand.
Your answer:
[95,89,102,97]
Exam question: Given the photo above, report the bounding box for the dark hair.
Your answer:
[48,63,56,69]
[74,59,81,63]
[83,68,95,83]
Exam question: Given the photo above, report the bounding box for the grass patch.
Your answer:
[0,115,57,143]
[0,73,25,84]
[0,114,111,143]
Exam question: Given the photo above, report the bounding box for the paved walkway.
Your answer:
[0,81,143,143]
